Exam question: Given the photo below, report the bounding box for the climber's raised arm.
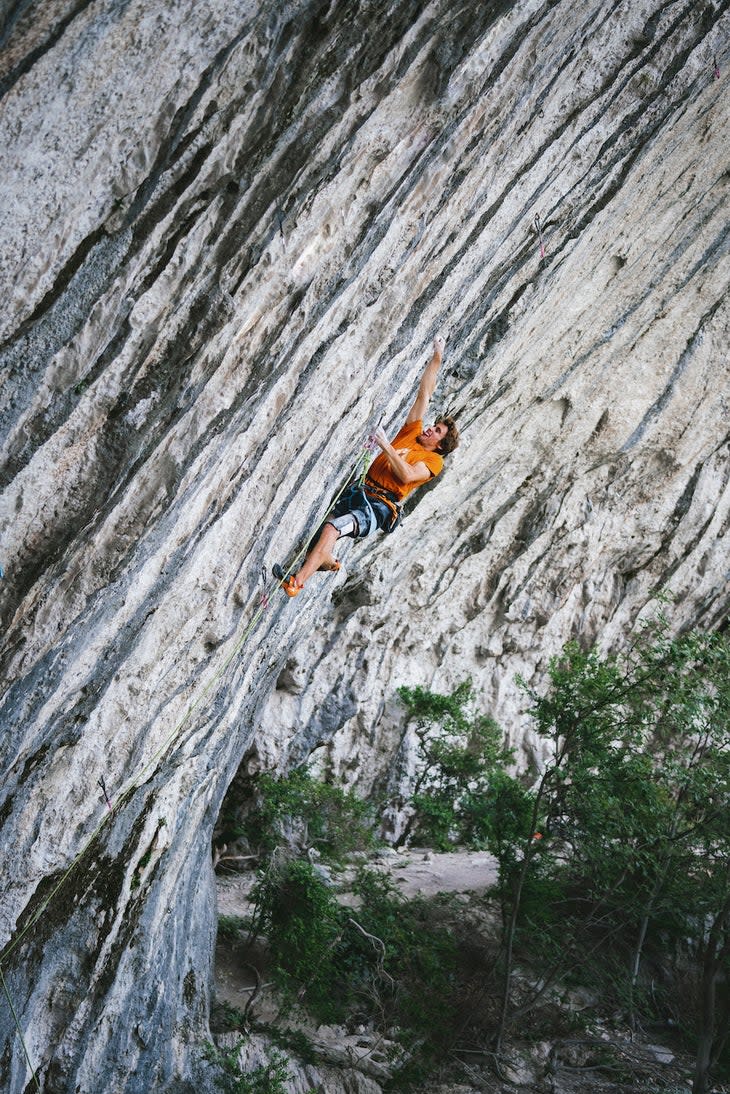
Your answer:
[406,335,445,424]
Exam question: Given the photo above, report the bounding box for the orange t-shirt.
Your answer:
[367,420,444,502]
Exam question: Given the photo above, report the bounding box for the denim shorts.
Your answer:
[327,485,394,540]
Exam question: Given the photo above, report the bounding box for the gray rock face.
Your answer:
[0,0,728,1090]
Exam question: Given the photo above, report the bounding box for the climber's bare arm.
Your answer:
[406,335,445,424]
[372,429,430,485]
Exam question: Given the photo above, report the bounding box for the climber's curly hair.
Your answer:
[436,415,459,455]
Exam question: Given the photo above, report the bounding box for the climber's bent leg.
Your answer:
[293,521,342,589]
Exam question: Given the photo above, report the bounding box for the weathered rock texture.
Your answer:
[0,0,728,1089]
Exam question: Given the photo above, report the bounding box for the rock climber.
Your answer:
[276,335,459,597]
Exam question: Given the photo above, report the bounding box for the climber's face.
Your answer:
[418,422,447,451]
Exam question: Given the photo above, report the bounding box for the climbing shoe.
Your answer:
[281,575,301,597]
[272,563,301,597]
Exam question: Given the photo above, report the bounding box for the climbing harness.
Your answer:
[363,479,402,533]
[0,427,381,1086]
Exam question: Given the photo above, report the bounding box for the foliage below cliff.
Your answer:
[215,620,730,1093]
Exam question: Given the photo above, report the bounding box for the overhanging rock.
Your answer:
[0,1,728,1089]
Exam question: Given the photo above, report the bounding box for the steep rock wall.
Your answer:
[0,0,728,1090]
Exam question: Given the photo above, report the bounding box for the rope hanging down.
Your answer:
[0,431,378,1087]
[0,963,40,1093]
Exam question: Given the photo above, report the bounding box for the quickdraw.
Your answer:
[98,776,113,812]
[534,213,546,259]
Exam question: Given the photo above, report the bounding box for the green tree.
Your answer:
[396,681,512,849]
[492,623,730,1093]
[243,767,376,861]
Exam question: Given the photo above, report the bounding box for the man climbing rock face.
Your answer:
[277,336,459,597]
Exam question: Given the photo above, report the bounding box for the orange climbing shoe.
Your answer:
[273,563,302,597]
[281,575,302,597]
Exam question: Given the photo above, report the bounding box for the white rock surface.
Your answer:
[0,0,728,1090]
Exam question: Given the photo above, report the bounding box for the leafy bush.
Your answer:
[205,1042,291,1094]
[243,767,377,861]
[249,857,343,1022]
[397,680,513,849]
[218,915,248,943]
[248,859,462,1075]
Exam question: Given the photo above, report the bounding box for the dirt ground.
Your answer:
[216,847,498,917]
[214,849,499,1012]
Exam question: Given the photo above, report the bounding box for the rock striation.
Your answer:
[0,0,728,1090]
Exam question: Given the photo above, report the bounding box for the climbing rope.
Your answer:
[0,963,40,1092]
[0,430,378,1083]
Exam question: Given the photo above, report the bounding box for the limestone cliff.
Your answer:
[0,0,728,1090]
